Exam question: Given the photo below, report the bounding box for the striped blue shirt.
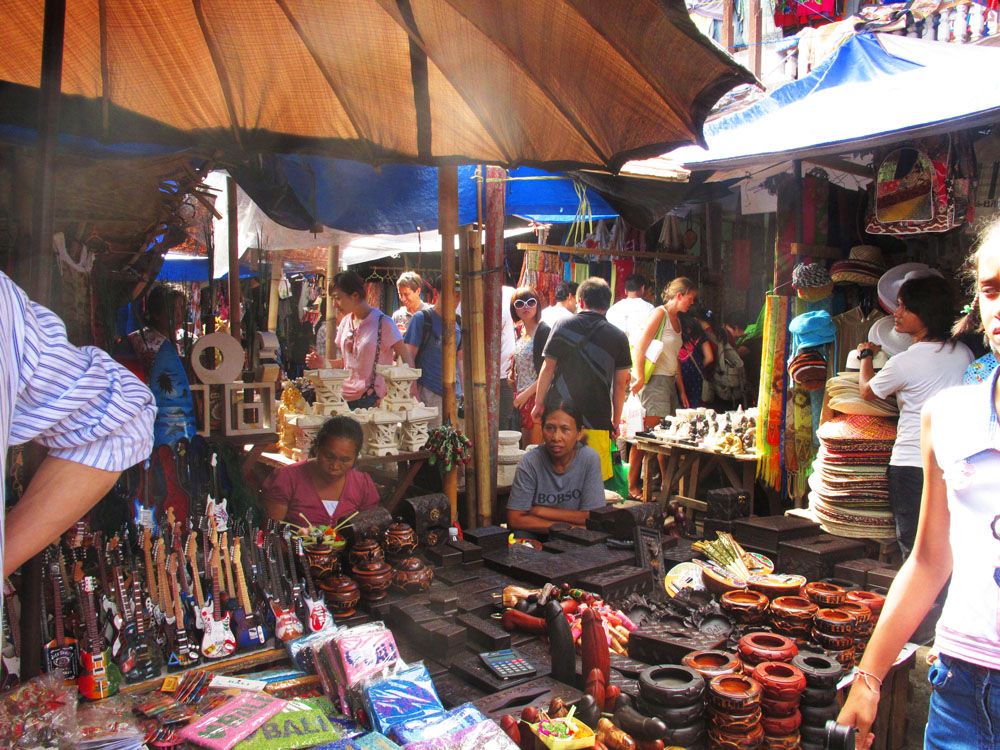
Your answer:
[0,271,155,562]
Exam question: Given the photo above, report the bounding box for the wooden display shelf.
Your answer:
[117,646,288,696]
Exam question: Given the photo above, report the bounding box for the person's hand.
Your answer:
[630,379,644,396]
[857,342,882,356]
[305,349,324,369]
[513,390,529,409]
[680,393,690,409]
[610,424,619,440]
[410,382,419,400]
[530,400,543,423]
[508,371,517,389]
[837,683,879,750]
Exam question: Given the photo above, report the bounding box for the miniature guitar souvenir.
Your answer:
[296,540,332,633]
[75,565,122,700]
[230,537,268,649]
[199,549,236,659]
[266,543,303,642]
[126,551,162,682]
[42,562,79,680]
[186,531,206,630]
[167,553,200,671]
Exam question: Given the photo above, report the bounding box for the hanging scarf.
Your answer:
[757,295,791,490]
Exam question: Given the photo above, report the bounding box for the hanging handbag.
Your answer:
[631,308,666,383]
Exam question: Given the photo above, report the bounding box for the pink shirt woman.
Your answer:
[261,416,379,526]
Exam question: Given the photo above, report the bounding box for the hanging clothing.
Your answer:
[832,306,885,373]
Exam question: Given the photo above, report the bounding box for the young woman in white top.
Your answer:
[856,274,972,557]
[626,277,697,499]
[839,222,1000,749]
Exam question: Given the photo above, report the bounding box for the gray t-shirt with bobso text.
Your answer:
[507,444,606,514]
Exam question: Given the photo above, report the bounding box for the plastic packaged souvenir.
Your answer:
[333,624,399,687]
[311,733,401,750]
[361,664,443,735]
[178,692,287,750]
[235,705,346,750]
[287,628,342,674]
[389,704,486,745]
[0,669,77,748]
[401,719,520,750]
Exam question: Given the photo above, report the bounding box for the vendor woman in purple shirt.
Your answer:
[506,396,606,535]
[261,416,379,526]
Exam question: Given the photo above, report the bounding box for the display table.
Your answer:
[253,448,433,512]
[633,436,759,508]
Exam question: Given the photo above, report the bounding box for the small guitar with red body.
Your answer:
[267,543,303,642]
[295,539,331,633]
[75,565,122,700]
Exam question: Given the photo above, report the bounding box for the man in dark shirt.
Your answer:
[531,277,631,482]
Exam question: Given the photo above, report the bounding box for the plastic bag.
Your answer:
[312,733,401,750]
[0,669,77,748]
[401,720,519,750]
[621,392,646,439]
[234,701,346,750]
[361,663,443,735]
[389,703,486,745]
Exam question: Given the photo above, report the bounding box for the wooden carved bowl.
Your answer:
[751,661,806,701]
[392,557,434,594]
[747,573,807,600]
[708,722,764,750]
[760,710,802,737]
[319,574,361,619]
[812,629,855,651]
[707,705,763,732]
[348,538,384,568]
[813,607,857,635]
[720,590,769,621]
[682,650,742,682]
[770,596,819,622]
[837,602,872,627]
[351,559,393,601]
[707,674,762,712]
[802,581,846,607]
[737,633,799,666]
[845,590,885,618]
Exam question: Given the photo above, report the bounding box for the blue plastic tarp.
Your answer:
[157,254,257,282]
[671,33,1000,169]
[240,156,616,235]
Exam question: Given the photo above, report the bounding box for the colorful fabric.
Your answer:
[964,351,999,385]
[757,295,791,490]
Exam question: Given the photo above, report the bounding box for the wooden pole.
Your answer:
[465,228,492,526]
[484,166,506,513]
[267,260,281,332]
[31,0,66,303]
[438,166,459,519]
[748,0,763,79]
[458,229,476,527]
[226,176,242,345]
[326,245,340,361]
[721,0,734,51]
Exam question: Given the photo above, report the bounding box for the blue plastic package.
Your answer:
[361,664,444,735]
[389,704,486,745]
[311,732,402,750]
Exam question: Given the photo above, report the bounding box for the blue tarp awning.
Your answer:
[157,253,257,282]
[671,33,1000,170]
[231,156,617,235]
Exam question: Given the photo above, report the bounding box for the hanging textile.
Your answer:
[756,295,792,491]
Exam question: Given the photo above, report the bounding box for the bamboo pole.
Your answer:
[516,242,697,263]
[465,228,492,525]
[267,261,281,332]
[326,245,340,361]
[227,176,242,344]
[484,167,506,512]
[439,166,459,519]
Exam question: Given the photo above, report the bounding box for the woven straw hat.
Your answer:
[817,414,898,442]
[792,262,833,301]
[830,245,887,286]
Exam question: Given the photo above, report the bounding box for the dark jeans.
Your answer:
[499,380,518,431]
[887,464,923,558]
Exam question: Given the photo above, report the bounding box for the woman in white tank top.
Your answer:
[626,277,697,499]
[839,221,1000,749]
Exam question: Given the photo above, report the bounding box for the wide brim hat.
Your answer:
[845,348,889,371]
[869,316,913,356]
[817,413,898,442]
[877,263,943,313]
[830,245,886,286]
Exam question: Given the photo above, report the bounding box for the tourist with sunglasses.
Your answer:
[305,271,415,409]
[508,286,550,445]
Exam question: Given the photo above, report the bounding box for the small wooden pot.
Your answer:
[383,521,418,559]
[790,652,843,688]
[752,662,806,701]
[803,582,846,607]
[845,590,885,617]
[351,558,393,601]
[682,649,742,682]
[737,633,799,666]
[348,538,384,568]
[760,710,801,737]
[638,665,705,707]
[813,607,856,635]
[320,574,360,618]
[392,557,434,593]
[707,674,762,712]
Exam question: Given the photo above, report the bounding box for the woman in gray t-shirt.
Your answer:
[506,397,606,535]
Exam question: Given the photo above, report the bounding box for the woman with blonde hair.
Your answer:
[626,277,697,499]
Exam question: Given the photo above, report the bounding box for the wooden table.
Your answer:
[254,449,433,513]
[633,437,759,507]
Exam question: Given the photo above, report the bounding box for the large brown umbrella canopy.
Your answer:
[0,0,754,170]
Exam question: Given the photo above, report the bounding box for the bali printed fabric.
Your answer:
[757,295,792,491]
[965,351,999,385]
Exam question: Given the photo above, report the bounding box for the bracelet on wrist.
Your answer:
[854,668,883,695]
